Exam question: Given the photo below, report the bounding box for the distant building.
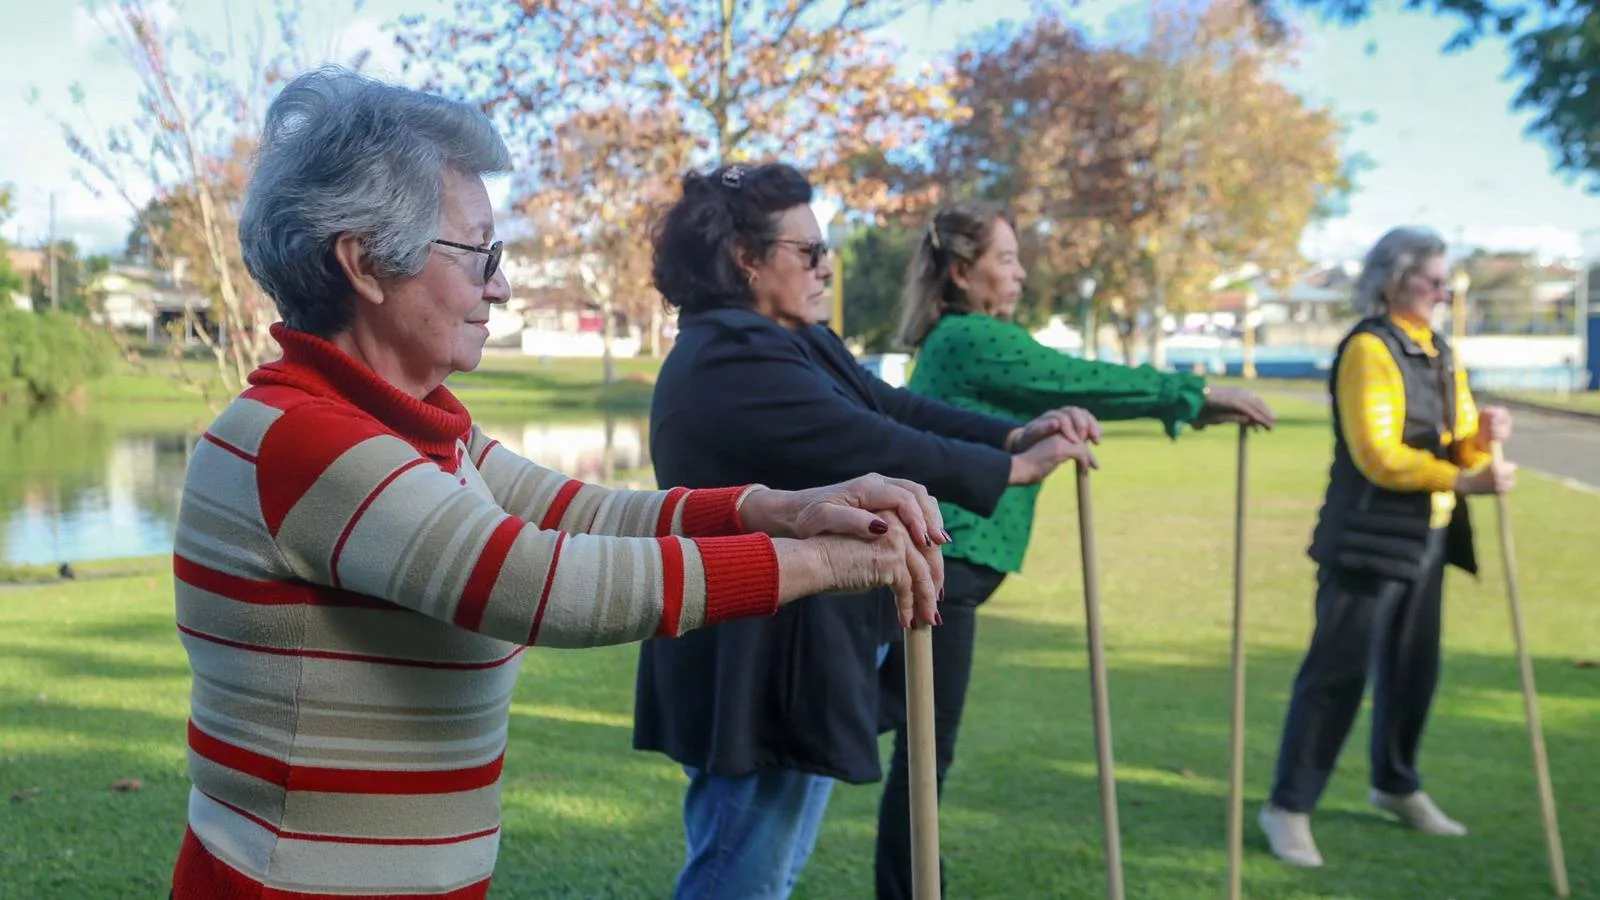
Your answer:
[88,262,210,341]
[498,252,652,358]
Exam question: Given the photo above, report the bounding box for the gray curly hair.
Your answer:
[238,66,513,337]
[1351,226,1448,317]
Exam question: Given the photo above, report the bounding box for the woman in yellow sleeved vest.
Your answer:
[1259,226,1516,868]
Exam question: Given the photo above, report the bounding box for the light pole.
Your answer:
[811,199,845,338]
[1452,269,1471,347]
[1078,274,1097,360]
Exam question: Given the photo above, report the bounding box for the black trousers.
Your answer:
[1269,528,1448,813]
[875,557,1008,900]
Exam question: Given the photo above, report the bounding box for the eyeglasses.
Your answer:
[432,238,503,283]
[773,238,830,270]
[1414,273,1455,298]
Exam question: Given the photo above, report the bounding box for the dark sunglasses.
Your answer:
[432,238,503,283]
[773,238,830,270]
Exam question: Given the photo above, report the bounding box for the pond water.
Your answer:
[0,406,651,567]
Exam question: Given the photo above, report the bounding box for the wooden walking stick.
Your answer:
[904,622,942,900]
[1076,460,1125,900]
[1491,440,1569,897]
[1222,422,1248,896]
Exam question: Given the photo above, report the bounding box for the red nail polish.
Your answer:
[869,519,889,535]
[941,530,952,543]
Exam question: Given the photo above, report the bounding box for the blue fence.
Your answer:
[1162,345,1332,381]
[1163,345,1587,392]
[866,335,1594,393]
[1590,314,1600,390]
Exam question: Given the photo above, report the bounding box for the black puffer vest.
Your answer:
[1307,316,1477,582]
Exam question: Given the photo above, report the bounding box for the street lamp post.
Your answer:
[812,198,844,338]
[1452,270,1471,347]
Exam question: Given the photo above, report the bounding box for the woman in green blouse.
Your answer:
[872,201,1275,899]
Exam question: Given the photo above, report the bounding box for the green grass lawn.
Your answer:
[2,391,1597,899]
[445,352,658,415]
[82,350,659,418]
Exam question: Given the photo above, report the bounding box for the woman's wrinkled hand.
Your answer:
[1478,405,1513,443]
[1195,386,1276,430]
[1455,459,1516,495]
[1010,406,1102,451]
[774,514,942,629]
[1009,433,1096,485]
[739,474,947,549]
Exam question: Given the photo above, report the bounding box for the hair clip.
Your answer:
[928,222,942,250]
[721,165,745,189]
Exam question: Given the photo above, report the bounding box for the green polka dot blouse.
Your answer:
[905,312,1207,574]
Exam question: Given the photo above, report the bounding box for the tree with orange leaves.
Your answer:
[931,11,1161,357]
[392,0,962,378]
[931,1,1350,365]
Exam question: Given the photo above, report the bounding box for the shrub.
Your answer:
[0,310,115,404]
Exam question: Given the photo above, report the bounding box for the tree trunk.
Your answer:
[1147,320,1168,370]
[715,0,736,156]
[648,303,662,358]
[1147,281,1168,371]
[1117,317,1140,367]
[600,296,617,385]
[1079,302,1098,361]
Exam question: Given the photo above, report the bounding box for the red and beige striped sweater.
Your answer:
[170,324,781,898]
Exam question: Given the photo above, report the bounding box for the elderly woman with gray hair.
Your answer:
[165,67,946,900]
[1258,226,1517,868]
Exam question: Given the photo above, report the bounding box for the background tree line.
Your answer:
[29,0,1600,395]
[0,185,115,404]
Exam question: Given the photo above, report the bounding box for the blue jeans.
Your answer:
[674,642,891,899]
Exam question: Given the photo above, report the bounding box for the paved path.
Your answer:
[1265,387,1600,494]
[1499,407,1600,493]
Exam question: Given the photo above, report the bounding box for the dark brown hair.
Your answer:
[650,162,814,314]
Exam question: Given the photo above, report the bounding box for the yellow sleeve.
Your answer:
[1452,366,1492,471]
[1335,333,1459,494]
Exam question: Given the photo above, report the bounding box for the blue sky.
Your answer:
[2,0,1597,263]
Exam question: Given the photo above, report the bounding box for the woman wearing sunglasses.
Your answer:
[167,70,956,900]
[631,162,1100,899]
[1259,225,1515,868]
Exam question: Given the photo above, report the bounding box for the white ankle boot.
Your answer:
[1369,789,1467,836]
[1259,804,1324,867]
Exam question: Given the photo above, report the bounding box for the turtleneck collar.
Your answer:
[1387,310,1438,355]
[249,322,472,459]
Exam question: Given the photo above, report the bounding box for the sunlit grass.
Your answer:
[80,350,661,419]
[1,389,1595,898]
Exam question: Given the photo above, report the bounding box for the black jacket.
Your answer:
[1307,315,1477,582]
[631,308,1017,783]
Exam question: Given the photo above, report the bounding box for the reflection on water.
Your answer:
[476,417,651,487]
[0,407,650,567]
